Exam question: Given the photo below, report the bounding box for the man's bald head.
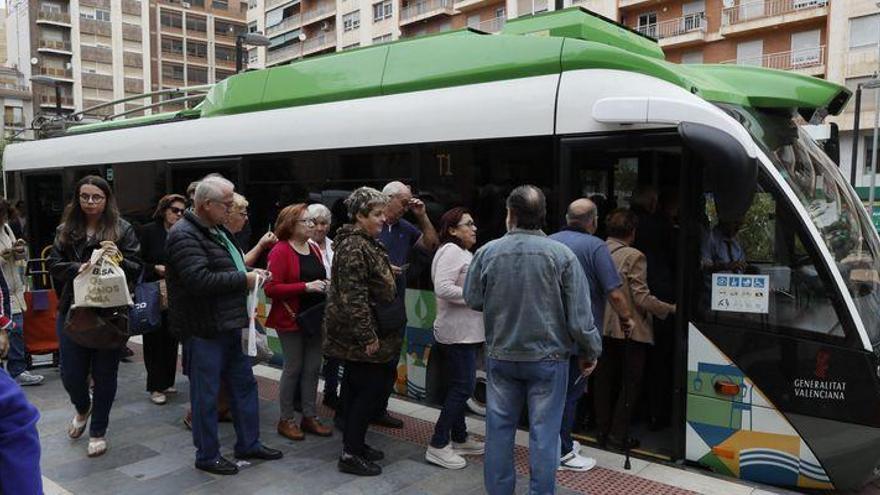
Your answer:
[566,198,598,233]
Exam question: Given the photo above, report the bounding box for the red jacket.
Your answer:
[264,241,323,332]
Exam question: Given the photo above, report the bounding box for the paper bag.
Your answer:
[72,248,133,309]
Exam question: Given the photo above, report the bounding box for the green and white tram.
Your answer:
[6,8,879,491]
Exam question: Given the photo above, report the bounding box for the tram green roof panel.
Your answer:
[501,7,665,61]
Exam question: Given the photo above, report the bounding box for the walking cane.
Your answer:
[621,327,632,470]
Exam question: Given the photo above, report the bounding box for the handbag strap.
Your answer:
[281,300,296,320]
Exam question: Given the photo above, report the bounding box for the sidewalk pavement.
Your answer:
[25,342,802,495]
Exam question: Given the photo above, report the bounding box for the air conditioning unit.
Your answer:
[182,1,191,8]
[321,20,331,31]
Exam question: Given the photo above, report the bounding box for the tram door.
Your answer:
[560,132,689,461]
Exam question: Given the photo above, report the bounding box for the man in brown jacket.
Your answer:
[594,208,676,450]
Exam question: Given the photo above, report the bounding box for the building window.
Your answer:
[495,7,505,18]
[191,0,205,6]
[216,70,235,81]
[248,0,258,9]
[162,63,185,81]
[637,12,657,39]
[4,107,23,127]
[850,14,880,49]
[161,11,184,29]
[248,21,258,33]
[864,136,877,176]
[215,20,239,38]
[216,46,236,61]
[188,66,209,84]
[372,33,392,44]
[96,9,111,22]
[212,0,229,9]
[161,37,184,54]
[372,0,392,22]
[187,42,208,58]
[248,49,258,64]
[343,43,360,50]
[186,16,207,33]
[343,10,360,32]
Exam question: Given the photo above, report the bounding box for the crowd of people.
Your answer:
[0,171,691,494]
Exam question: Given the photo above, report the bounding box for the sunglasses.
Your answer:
[168,206,185,215]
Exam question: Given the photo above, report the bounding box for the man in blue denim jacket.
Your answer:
[464,185,602,495]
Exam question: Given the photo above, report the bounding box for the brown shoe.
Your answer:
[301,416,333,437]
[278,419,305,441]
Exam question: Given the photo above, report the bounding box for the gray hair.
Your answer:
[308,203,332,223]
[382,181,410,197]
[345,187,389,221]
[506,185,546,230]
[194,175,234,208]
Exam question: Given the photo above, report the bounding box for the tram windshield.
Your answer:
[725,105,880,348]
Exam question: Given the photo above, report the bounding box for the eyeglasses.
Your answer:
[168,206,185,215]
[298,219,316,226]
[457,220,476,228]
[234,210,248,217]
[79,193,106,204]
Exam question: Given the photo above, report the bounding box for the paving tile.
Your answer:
[120,467,214,495]
[43,444,160,483]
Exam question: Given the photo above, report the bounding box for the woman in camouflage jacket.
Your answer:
[323,187,397,477]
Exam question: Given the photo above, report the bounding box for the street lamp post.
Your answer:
[235,32,271,73]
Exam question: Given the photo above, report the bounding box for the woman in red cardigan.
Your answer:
[265,203,332,440]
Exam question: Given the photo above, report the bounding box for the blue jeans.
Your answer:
[430,343,479,448]
[485,358,568,495]
[57,311,120,437]
[188,331,261,464]
[559,355,584,456]
[6,313,26,378]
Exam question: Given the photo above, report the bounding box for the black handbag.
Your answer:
[295,302,326,338]
[63,306,130,350]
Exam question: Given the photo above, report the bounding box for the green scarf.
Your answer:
[211,228,246,273]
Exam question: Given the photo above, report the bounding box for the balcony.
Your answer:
[455,0,498,12]
[124,77,143,93]
[517,0,548,16]
[161,49,185,62]
[37,66,74,80]
[80,18,113,36]
[39,94,75,109]
[302,33,337,56]
[619,0,655,8]
[36,9,71,26]
[636,13,707,48]
[81,45,113,64]
[266,3,336,36]
[0,82,31,99]
[122,0,142,16]
[123,51,144,68]
[400,0,456,26]
[38,39,73,54]
[266,34,337,65]
[266,0,299,10]
[81,0,112,8]
[721,0,828,37]
[475,16,506,33]
[721,45,826,76]
[82,72,114,91]
[123,23,142,42]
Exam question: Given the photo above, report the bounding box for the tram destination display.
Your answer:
[710,274,769,314]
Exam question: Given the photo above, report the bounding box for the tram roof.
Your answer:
[64,7,850,136]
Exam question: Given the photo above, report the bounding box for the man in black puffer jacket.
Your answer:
[166,175,282,476]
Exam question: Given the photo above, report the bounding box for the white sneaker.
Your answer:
[426,444,467,470]
[572,440,582,455]
[559,450,597,472]
[452,438,485,456]
[15,371,44,386]
[150,392,167,405]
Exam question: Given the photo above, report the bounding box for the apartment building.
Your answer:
[826,0,879,188]
[0,66,33,140]
[248,0,509,68]
[5,0,152,121]
[152,0,248,94]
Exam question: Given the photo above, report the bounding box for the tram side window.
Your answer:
[700,177,845,339]
[112,162,168,228]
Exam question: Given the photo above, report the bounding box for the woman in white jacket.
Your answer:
[425,207,485,470]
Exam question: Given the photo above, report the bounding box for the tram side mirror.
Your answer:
[679,122,757,223]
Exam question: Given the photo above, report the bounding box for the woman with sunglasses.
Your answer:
[139,193,187,405]
[47,175,142,457]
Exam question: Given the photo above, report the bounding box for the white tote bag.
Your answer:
[72,248,133,308]
[242,273,263,358]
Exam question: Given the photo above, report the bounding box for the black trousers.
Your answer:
[341,359,395,456]
[143,318,179,393]
[593,337,648,440]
